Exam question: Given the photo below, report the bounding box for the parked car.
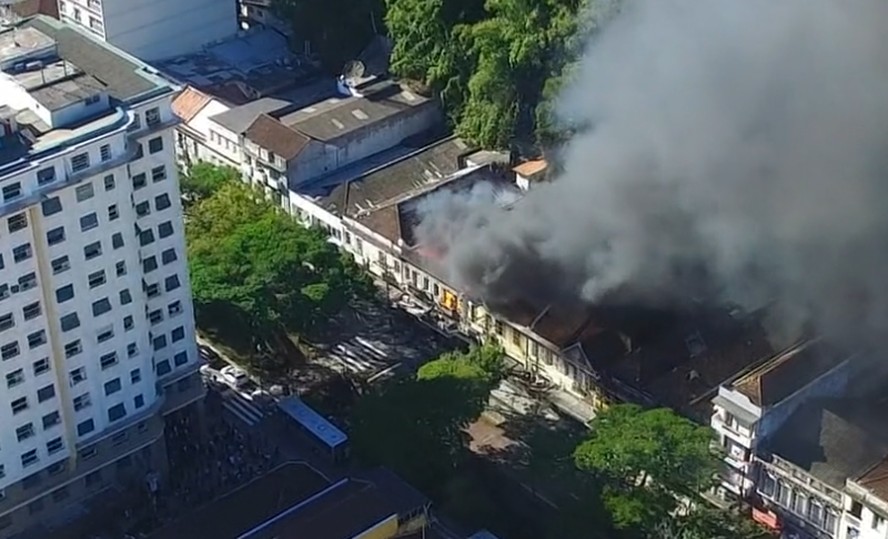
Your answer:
[220,365,249,388]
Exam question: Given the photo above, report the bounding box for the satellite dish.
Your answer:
[340,60,365,87]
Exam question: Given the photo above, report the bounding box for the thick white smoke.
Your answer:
[415,0,888,343]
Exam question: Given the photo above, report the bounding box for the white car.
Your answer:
[220,365,249,388]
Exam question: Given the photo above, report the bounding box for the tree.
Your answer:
[186,179,374,347]
[573,404,718,532]
[351,344,503,493]
[273,0,383,72]
[179,162,238,207]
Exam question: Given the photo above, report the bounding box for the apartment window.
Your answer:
[75,182,94,201]
[22,301,40,320]
[112,232,124,249]
[116,260,126,276]
[97,326,114,343]
[151,166,167,182]
[124,315,134,331]
[131,113,141,130]
[19,274,35,293]
[0,312,13,331]
[33,358,50,376]
[143,256,158,274]
[11,396,28,414]
[103,378,121,396]
[8,213,27,233]
[134,394,145,408]
[132,172,147,190]
[51,255,70,274]
[36,383,55,401]
[108,204,119,221]
[60,313,80,332]
[37,166,55,185]
[27,330,46,349]
[42,197,62,216]
[168,300,182,316]
[173,351,188,366]
[165,274,181,292]
[21,449,38,468]
[88,270,106,288]
[46,227,66,248]
[16,423,34,442]
[146,107,160,126]
[161,248,177,265]
[70,367,87,386]
[130,368,141,384]
[2,182,21,201]
[171,326,185,342]
[84,241,102,260]
[155,193,171,210]
[1,340,19,360]
[156,359,171,376]
[148,309,163,325]
[100,352,118,370]
[807,499,823,526]
[13,243,32,262]
[46,437,63,455]
[71,153,90,172]
[73,393,90,411]
[80,447,97,461]
[104,174,115,191]
[111,432,128,446]
[56,284,74,303]
[100,144,111,162]
[127,342,138,357]
[139,228,155,246]
[6,368,24,388]
[153,335,167,351]
[64,340,82,358]
[0,254,4,270]
[824,509,838,534]
[0,284,8,301]
[135,201,150,217]
[108,403,126,422]
[874,514,886,529]
[119,289,132,305]
[80,212,99,232]
[158,221,174,238]
[76,419,94,436]
[42,411,60,430]
[92,298,112,317]
[148,137,163,154]
[145,283,159,298]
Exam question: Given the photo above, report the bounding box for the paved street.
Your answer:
[313,299,465,380]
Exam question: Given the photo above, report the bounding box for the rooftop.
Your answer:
[766,387,888,490]
[1,18,167,102]
[278,78,432,142]
[317,136,473,218]
[149,462,332,539]
[731,339,852,407]
[244,113,310,161]
[157,28,321,106]
[171,86,212,123]
[2,0,58,20]
[150,464,430,539]
[0,17,175,171]
[513,159,548,178]
[243,468,429,539]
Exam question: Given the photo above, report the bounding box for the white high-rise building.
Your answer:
[57,0,237,61]
[0,16,203,537]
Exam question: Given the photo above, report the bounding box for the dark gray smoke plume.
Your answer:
[415,0,888,343]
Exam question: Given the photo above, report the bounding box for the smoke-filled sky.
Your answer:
[414,0,888,344]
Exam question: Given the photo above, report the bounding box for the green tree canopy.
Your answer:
[573,404,718,531]
[180,161,238,207]
[272,0,383,72]
[351,344,504,492]
[186,179,374,343]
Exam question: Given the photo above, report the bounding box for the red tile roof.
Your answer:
[171,86,212,123]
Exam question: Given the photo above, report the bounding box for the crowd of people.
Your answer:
[160,398,281,517]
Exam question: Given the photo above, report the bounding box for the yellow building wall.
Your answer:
[352,514,399,539]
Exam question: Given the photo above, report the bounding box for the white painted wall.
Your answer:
[60,0,237,61]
